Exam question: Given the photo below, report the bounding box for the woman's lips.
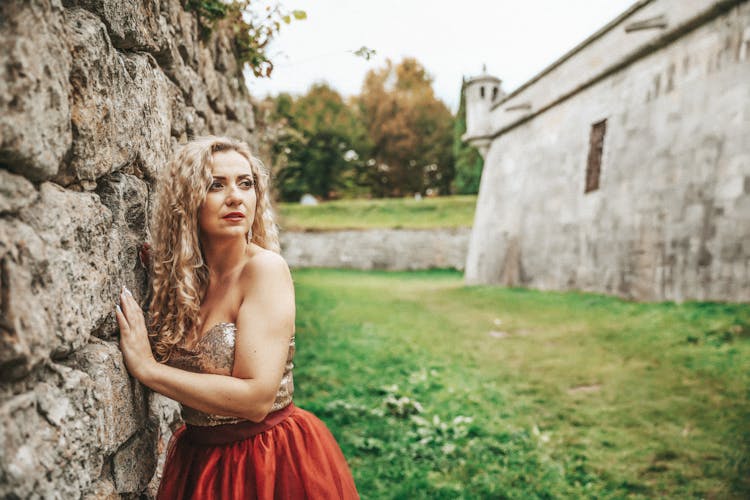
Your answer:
[223,212,245,221]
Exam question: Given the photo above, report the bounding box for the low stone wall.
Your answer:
[281,228,471,271]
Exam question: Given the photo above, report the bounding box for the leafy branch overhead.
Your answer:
[184,0,306,77]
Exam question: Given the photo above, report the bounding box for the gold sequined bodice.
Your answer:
[166,322,295,426]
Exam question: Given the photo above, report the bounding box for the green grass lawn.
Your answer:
[276,195,477,230]
[291,268,750,499]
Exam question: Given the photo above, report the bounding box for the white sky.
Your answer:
[245,0,636,111]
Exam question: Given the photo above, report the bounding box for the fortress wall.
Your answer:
[0,1,257,497]
[466,1,750,301]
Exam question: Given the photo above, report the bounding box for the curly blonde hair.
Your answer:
[148,136,280,362]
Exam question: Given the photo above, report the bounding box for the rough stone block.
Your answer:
[167,79,189,138]
[211,21,239,76]
[60,9,172,184]
[123,53,173,181]
[96,172,149,235]
[113,425,158,494]
[200,45,224,114]
[0,0,71,181]
[82,478,119,500]
[230,93,256,132]
[69,339,146,454]
[0,169,38,214]
[61,8,134,183]
[160,0,201,69]
[206,108,229,135]
[0,183,116,377]
[183,64,212,118]
[0,340,160,499]
[0,339,157,499]
[63,0,169,54]
[0,393,43,496]
[0,365,104,498]
[224,119,255,147]
[185,105,210,138]
[161,38,212,122]
[145,392,182,497]
[95,172,151,333]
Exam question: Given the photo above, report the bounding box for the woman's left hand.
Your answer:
[116,286,157,382]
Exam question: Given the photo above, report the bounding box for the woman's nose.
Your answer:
[225,185,243,204]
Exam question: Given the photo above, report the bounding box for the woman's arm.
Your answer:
[117,251,295,423]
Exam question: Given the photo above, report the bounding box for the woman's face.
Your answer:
[198,149,257,243]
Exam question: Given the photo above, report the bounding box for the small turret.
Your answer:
[462,65,503,158]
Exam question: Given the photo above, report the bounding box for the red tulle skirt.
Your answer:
[156,404,359,499]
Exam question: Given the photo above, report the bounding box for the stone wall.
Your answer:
[281,229,471,271]
[466,0,750,302]
[0,1,257,497]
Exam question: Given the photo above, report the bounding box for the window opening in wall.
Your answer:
[480,86,485,98]
[585,119,606,193]
[492,86,498,100]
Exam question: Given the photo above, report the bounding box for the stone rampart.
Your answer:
[0,1,256,497]
[466,0,750,302]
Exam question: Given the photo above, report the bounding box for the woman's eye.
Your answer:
[209,182,223,190]
[241,180,254,188]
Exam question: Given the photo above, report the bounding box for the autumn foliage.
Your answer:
[357,58,455,197]
[265,58,463,201]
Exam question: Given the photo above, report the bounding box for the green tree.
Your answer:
[358,58,454,197]
[271,83,369,201]
[452,78,484,194]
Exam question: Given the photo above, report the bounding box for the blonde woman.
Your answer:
[115,136,358,499]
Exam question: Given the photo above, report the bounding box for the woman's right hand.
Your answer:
[116,286,157,382]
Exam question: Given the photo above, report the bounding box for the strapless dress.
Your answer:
[165,322,295,426]
[155,323,359,499]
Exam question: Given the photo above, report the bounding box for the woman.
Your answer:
[115,136,359,499]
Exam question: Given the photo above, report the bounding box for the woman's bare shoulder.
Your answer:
[245,245,290,272]
[240,246,292,293]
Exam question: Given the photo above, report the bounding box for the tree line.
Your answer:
[257,57,483,201]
